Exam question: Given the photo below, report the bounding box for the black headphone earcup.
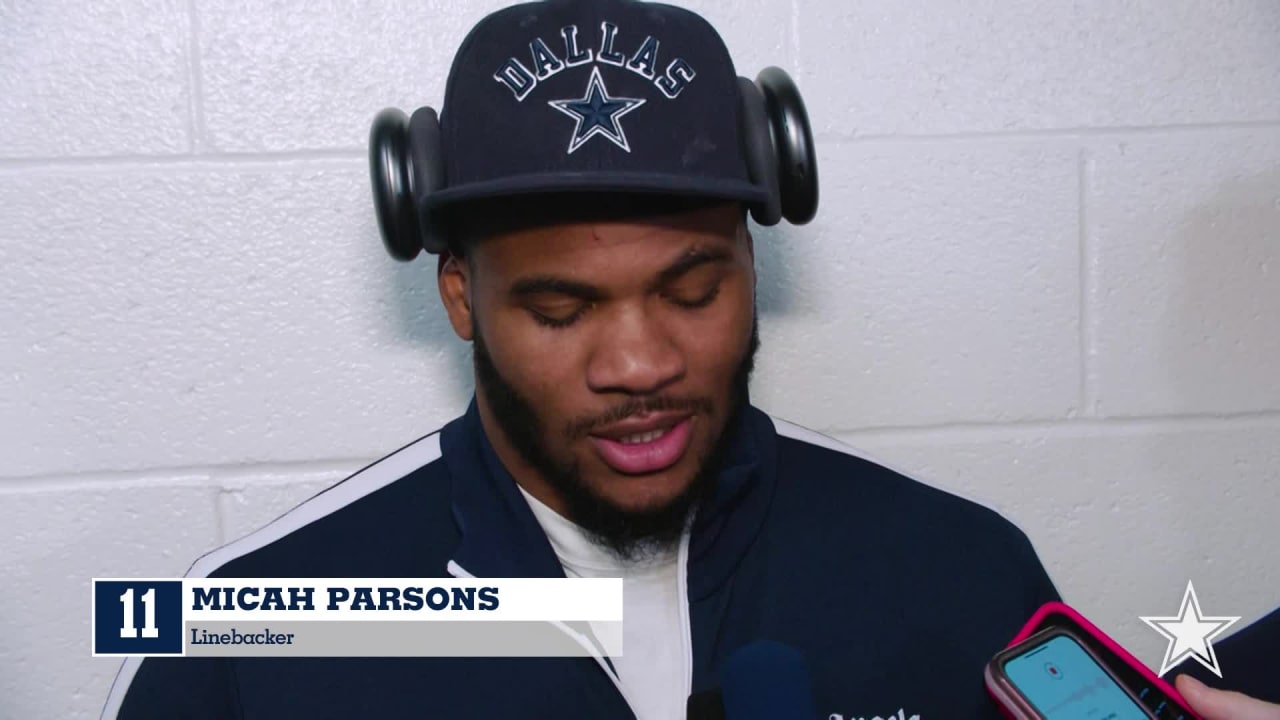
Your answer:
[755,67,818,225]
[369,108,422,261]
[407,107,447,254]
[736,77,782,227]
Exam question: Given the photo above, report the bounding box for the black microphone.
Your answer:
[686,687,725,720]
[687,640,818,720]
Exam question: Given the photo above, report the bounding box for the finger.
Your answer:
[1175,674,1280,720]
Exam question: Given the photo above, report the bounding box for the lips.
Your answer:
[588,414,694,475]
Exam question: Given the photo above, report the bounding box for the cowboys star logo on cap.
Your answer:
[548,66,646,154]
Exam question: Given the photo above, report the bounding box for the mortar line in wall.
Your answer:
[789,0,802,76]
[0,149,365,172]
[1078,147,1097,416]
[213,486,230,546]
[5,121,1275,171]
[814,119,1280,145]
[204,459,367,480]
[825,409,1280,443]
[0,458,367,491]
[3,410,1279,489]
[184,0,207,153]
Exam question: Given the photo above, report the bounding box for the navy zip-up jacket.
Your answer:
[105,401,1059,719]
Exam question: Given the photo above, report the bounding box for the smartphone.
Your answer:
[987,601,1201,720]
[986,625,1156,719]
[1015,604,1201,718]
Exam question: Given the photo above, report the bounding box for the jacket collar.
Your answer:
[442,398,567,579]
[686,403,777,599]
[441,397,778,598]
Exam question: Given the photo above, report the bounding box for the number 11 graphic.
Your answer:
[120,588,159,639]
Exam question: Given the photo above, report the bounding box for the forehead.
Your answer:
[451,194,744,275]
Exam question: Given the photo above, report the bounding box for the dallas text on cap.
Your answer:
[494,21,697,101]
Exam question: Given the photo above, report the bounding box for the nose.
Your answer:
[585,304,685,396]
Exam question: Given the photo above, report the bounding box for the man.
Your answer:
[106,0,1078,717]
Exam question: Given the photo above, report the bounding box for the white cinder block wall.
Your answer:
[2,0,1278,716]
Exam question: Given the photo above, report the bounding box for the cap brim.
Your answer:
[424,171,768,210]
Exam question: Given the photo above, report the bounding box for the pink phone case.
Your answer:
[986,601,1202,719]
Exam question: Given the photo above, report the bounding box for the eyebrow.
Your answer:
[649,246,732,290]
[509,276,606,301]
[507,246,733,300]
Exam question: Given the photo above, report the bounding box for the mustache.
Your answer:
[564,395,715,438]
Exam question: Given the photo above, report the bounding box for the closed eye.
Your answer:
[530,306,586,328]
[510,277,603,330]
[666,283,721,309]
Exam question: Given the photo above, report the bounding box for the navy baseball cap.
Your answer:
[426,0,769,210]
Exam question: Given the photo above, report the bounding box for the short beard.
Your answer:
[473,315,760,564]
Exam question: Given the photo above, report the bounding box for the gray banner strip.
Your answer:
[185,621,623,657]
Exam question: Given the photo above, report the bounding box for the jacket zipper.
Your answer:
[676,521,694,706]
[446,559,642,718]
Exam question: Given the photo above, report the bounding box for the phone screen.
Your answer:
[1003,632,1150,720]
[1031,612,1189,718]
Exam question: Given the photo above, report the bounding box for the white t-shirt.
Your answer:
[519,486,688,720]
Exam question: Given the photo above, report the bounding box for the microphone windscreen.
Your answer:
[720,640,818,720]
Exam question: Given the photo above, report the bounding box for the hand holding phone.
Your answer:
[986,602,1201,720]
[1173,675,1280,720]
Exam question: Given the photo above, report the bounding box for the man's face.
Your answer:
[439,199,758,560]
